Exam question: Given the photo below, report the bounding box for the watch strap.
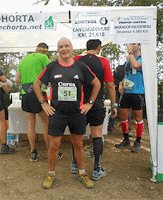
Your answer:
[40,99,45,104]
[88,100,94,104]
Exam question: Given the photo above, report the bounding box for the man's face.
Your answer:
[131,43,140,52]
[58,40,73,60]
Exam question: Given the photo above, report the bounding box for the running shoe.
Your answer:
[70,163,78,174]
[42,174,56,189]
[77,173,94,189]
[58,152,63,160]
[115,139,130,148]
[92,168,107,181]
[0,145,15,154]
[30,149,40,162]
[131,141,141,153]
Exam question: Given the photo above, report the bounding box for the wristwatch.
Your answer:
[129,51,134,55]
[40,99,45,104]
[110,103,118,108]
[88,100,95,104]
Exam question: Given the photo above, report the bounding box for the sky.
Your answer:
[1,0,61,12]
[2,0,37,11]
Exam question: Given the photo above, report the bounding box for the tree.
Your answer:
[0,53,29,106]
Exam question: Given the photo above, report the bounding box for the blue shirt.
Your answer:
[124,56,145,94]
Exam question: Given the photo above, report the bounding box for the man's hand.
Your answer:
[80,103,93,114]
[127,44,133,53]
[111,108,117,119]
[41,102,56,116]
[119,81,124,95]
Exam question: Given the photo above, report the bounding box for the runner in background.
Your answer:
[115,43,144,153]
[71,39,117,181]
[0,70,13,154]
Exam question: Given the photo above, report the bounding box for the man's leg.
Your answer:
[26,112,36,150]
[0,110,15,154]
[70,144,78,174]
[48,136,62,171]
[91,124,107,181]
[108,116,116,133]
[26,112,39,161]
[43,135,62,189]
[71,134,93,189]
[108,91,120,133]
[115,108,131,148]
[71,134,85,171]
[128,108,133,137]
[38,110,49,149]
[0,110,7,144]
[38,110,63,159]
[132,110,144,153]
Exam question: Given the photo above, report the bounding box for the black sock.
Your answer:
[93,137,103,171]
[32,148,37,153]
[136,137,141,143]
[124,133,129,141]
[71,144,77,164]
[2,143,7,147]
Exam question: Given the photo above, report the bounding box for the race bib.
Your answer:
[58,86,77,101]
[123,78,135,89]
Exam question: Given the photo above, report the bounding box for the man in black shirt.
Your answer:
[34,37,101,189]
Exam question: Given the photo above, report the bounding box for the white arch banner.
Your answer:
[0,13,57,32]
[0,6,158,182]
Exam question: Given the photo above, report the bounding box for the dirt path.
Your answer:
[1,120,163,200]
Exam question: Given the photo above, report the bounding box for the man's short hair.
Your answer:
[36,43,49,52]
[86,39,101,51]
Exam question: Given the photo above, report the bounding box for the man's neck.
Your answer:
[87,50,98,55]
[59,57,74,66]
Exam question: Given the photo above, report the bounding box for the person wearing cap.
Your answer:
[15,43,50,161]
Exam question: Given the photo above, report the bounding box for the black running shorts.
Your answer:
[22,91,47,114]
[0,99,4,112]
[86,107,106,126]
[119,93,144,110]
[48,112,87,136]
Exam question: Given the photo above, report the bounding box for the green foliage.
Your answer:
[72,49,85,57]
[0,53,23,107]
[101,42,124,70]
[157,43,163,81]
[158,81,163,108]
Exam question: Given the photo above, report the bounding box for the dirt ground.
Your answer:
[1,119,163,200]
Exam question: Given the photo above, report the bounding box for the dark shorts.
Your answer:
[86,107,106,126]
[22,91,47,114]
[48,112,87,136]
[0,99,8,120]
[0,99,4,112]
[119,93,144,110]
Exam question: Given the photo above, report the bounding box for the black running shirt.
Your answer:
[38,60,96,114]
[74,53,114,109]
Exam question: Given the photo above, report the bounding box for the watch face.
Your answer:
[88,100,94,104]
[40,100,45,104]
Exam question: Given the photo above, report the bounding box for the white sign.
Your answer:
[72,11,111,40]
[0,13,57,32]
[113,15,154,43]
